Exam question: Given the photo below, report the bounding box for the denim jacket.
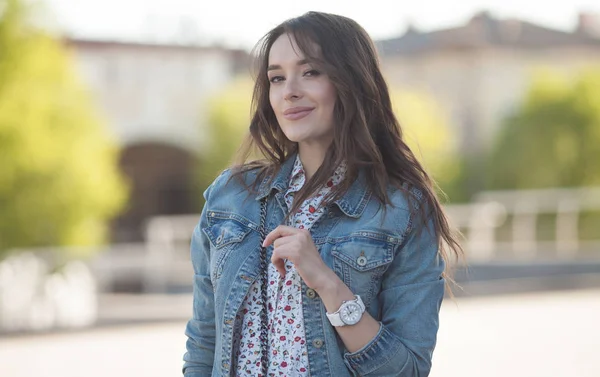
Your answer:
[183,154,445,377]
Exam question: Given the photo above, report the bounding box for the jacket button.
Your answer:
[222,361,229,369]
[313,339,324,348]
[306,289,317,299]
[356,256,367,267]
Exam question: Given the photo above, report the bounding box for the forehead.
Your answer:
[268,34,305,64]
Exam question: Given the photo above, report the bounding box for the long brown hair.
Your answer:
[232,11,464,291]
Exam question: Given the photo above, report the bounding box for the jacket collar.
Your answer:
[256,153,371,218]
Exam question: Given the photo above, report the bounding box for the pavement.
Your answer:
[90,271,600,330]
[1,287,600,377]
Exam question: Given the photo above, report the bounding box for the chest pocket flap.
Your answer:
[332,232,397,271]
[203,211,254,249]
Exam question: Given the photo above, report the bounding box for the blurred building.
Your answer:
[63,38,248,242]
[59,11,600,243]
[377,11,600,155]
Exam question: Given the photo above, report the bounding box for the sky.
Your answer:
[45,0,600,49]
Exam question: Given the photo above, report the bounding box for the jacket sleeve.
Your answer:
[343,209,446,377]
[182,184,217,377]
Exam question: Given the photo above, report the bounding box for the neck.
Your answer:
[297,142,330,181]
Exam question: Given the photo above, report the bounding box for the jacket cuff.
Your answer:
[343,322,410,376]
[182,368,212,377]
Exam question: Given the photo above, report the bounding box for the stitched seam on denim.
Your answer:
[355,188,372,215]
[212,245,233,281]
[332,248,393,271]
[206,211,256,228]
[319,304,333,377]
[328,231,402,244]
[204,226,252,249]
[379,277,445,293]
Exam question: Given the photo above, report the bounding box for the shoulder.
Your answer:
[380,183,435,235]
[203,166,263,204]
[385,183,426,213]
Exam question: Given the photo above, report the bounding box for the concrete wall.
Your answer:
[380,45,600,154]
[65,40,242,153]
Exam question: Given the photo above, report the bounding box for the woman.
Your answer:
[183,11,462,377]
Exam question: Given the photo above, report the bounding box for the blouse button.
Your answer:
[313,339,324,348]
[356,256,368,267]
[306,289,317,299]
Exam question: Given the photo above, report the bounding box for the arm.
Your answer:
[317,214,445,377]
[182,188,217,376]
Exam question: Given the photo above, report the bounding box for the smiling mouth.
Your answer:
[283,107,314,120]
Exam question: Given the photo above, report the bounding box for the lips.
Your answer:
[283,106,314,120]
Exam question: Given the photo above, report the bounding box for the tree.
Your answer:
[198,77,254,188]
[390,89,467,202]
[487,67,600,189]
[0,0,127,259]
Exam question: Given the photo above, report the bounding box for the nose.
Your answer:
[283,77,302,102]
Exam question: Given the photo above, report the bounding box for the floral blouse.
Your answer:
[234,156,346,377]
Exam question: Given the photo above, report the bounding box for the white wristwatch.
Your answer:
[326,295,365,327]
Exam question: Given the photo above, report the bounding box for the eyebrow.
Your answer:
[267,59,311,71]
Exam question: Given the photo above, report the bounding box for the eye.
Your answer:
[304,69,320,77]
[269,75,284,83]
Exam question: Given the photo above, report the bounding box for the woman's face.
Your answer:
[267,34,336,151]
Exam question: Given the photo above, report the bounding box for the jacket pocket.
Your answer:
[203,211,254,282]
[331,232,397,307]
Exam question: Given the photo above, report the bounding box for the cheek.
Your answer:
[323,86,337,117]
[322,81,336,103]
[269,90,277,112]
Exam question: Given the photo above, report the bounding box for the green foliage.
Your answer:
[390,89,468,202]
[198,77,253,187]
[488,67,600,189]
[0,0,127,258]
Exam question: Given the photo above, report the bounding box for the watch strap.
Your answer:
[326,311,347,326]
[326,295,365,327]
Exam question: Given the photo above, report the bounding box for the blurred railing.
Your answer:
[447,187,600,261]
[137,187,600,292]
[0,250,98,333]
[2,187,599,332]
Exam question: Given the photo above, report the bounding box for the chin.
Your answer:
[284,135,306,144]
[279,122,332,145]
[280,128,307,143]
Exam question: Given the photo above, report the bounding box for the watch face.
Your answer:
[340,302,363,325]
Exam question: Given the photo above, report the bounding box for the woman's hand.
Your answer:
[262,225,336,291]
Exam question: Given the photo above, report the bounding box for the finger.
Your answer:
[263,225,297,247]
[273,236,294,249]
[271,249,287,278]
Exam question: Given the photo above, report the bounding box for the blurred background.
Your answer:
[1,0,600,376]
